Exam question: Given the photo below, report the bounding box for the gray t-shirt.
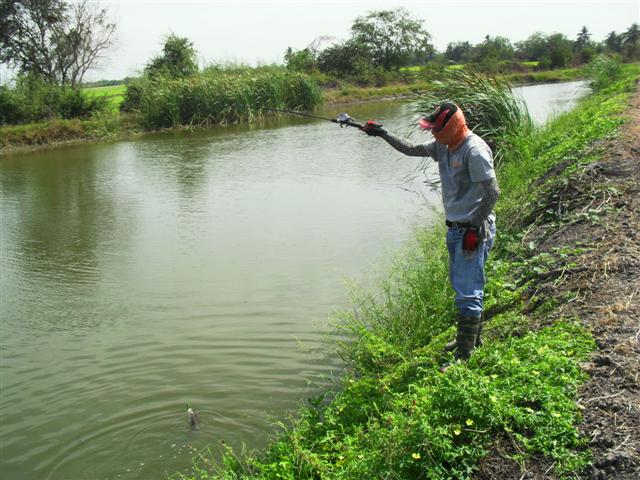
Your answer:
[423,133,496,223]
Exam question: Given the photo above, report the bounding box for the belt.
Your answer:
[446,220,473,229]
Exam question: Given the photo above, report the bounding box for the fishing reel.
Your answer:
[333,112,363,129]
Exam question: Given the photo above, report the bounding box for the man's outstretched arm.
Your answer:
[379,131,430,157]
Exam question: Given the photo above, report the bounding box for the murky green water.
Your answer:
[0,82,586,480]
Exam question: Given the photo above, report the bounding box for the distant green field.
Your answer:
[83,84,126,111]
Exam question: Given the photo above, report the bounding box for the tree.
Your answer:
[444,41,473,63]
[472,35,514,63]
[350,8,432,70]
[515,32,549,61]
[317,39,373,77]
[575,26,591,51]
[0,0,116,87]
[621,23,640,45]
[621,23,640,60]
[543,33,573,69]
[284,47,316,72]
[574,26,596,64]
[144,34,198,78]
[604,31,622,53]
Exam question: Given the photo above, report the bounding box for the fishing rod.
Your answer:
[237,104,364,129]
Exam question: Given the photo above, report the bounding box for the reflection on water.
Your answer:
[0,83,587,480]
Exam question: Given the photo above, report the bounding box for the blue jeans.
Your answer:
[446,222,496,318]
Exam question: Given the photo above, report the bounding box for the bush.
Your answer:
[0,85,25,124]
[56,88,107,119]
[582,54,623,91]
[120,81,145,113]
[0,77,106,126]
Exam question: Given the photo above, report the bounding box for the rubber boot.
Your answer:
[454,316,481,361]
[444,314,483,352]
[475,318,484,348]
[440,316,481,372]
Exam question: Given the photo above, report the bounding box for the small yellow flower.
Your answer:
[532,370,540,376]
[412,453,421,460]
[453,427,462,436]
[490,395,498,403]
[465,418,474,426]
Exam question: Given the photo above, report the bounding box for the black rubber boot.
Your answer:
[444,314,483,352]
[475,317,484,348]
[454,316,481,361]
[440,316,481,372]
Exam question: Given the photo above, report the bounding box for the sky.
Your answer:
[3,0,640,82]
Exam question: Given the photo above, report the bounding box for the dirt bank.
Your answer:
[478,84,640,479]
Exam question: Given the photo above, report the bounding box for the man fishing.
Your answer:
[362,102,500,370]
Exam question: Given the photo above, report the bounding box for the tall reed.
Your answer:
[413,69,534,165]
[135,70,323,129]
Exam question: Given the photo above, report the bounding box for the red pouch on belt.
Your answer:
[462,228,479,251]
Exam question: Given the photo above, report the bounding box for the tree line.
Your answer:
[284,9,640,76]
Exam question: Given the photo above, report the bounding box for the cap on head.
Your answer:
[418,102,459,132]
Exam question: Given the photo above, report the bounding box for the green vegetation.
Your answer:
[504,67,582,85]
[0,0,116,88]
[0,76,108,125]
[170,62,639,480]
[581,54,624,91]
[413,70,533,166]
[2,3,638,152]
[0,114,137,151]
[128,70,323,130]
[144,34,199,79]
[285,15,639,80]
[82,84,127,112]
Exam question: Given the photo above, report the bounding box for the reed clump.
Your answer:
[130,70,323,130]
[413,69,534,166]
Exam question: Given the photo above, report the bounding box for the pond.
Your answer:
[0,81,587,480]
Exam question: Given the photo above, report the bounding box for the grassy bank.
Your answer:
[0,113,141,153]
[171,64,640,479]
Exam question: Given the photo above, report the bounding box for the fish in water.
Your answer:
[187,405,200,430]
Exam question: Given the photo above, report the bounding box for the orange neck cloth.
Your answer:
[432,108,470,150]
